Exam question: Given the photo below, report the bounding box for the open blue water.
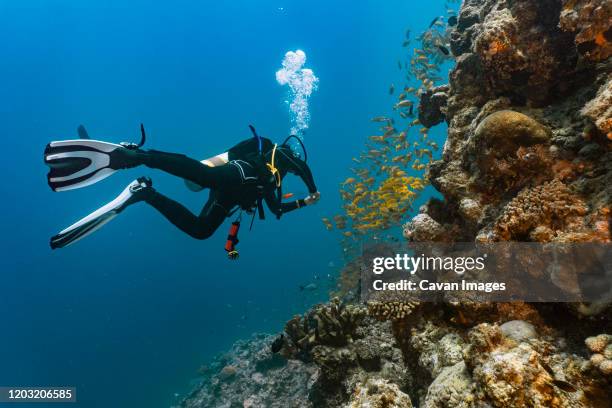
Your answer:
[0,1,451,407]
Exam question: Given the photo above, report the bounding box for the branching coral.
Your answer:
[493,179,589,241]
[367,301,420,322]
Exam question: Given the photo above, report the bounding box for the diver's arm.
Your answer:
[280,199,308,214]
[263,190,310,216]
[283,191,320,212]
[264,190,318,216]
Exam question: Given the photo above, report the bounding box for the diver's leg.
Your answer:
[144,190,229,240]
[121,149,241,189]
[50,177,154,249]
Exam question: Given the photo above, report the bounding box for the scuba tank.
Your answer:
[225,221,240,260]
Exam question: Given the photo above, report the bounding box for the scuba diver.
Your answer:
[44,124,320,256]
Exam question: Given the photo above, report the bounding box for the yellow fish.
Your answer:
[395,100,413,108]
[383,128,396,137]
[371,116,390,123]
[369,136,386,143]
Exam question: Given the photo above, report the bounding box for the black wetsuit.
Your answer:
[132,137,317,239]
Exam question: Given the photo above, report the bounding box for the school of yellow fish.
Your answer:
[324,5,457,253]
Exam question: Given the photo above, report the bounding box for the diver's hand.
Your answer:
[304,192,320,205]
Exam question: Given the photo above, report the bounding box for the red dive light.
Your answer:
[225,221,240,260]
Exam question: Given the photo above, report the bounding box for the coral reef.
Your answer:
[492,179,589,241]
[307,299,609,407]
[464,323,589,407]
[422,361,475,408]
[462,109,559,193]
[419,85,450,128]
[393,0,612,404]
[560,0,612,61]
[367,300,420,322]
[179,334,317,408]
[273,299,411,407]
[304,313,410,407]
[181,299,612,408]
[426,0,611,247]
[283,297,367,355]
[345,378,413,408]
[586,334,612,375]
[402,213,448,242]
[469,0,577,104]
[181,1,611,407]
[582,77,612,137]
[409,321,466,378]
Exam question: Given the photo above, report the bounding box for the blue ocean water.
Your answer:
[0,1,452,407]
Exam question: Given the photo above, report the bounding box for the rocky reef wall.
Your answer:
[416,0,611,245]
[181,300,611,407]
[179,334,317,408]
